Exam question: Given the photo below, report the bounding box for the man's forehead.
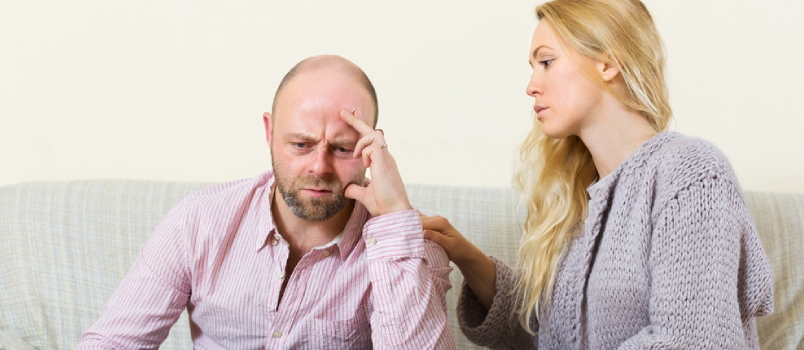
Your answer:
[273,65,377,125]
[279,69,369,100]
[273,55,377,120]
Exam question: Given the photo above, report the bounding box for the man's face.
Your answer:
[266,69,376,221]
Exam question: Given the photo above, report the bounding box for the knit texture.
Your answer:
[457,132,775,349]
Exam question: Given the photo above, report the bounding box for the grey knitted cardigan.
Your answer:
[457,132,774,349]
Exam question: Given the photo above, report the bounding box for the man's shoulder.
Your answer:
[175,171,274,217]
[185,171,273,200]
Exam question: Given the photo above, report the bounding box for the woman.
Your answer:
[421,0,774,348]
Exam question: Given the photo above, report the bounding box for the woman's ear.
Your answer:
[596,60,620,82]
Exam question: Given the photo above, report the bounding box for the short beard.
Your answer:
[279,181,348,221]
[273,160,358,221]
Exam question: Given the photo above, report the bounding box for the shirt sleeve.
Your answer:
[456,256,536,350]
[618,176,774,349]
[363,209,456,350]
[75,202,192,350]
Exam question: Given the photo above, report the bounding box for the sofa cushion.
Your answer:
[0,181,208,349]
[0,329,36,350]
[408,184,524,350]
[0,181,801,349]
[745,191,804,350]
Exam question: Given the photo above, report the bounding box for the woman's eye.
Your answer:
[539,59,554,67]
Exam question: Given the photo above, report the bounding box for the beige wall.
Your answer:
[1,1,802,193]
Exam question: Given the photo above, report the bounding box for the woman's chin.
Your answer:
[540,127,571,140]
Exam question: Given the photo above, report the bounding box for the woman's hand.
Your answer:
[420,214,477,265]
[421,214,497,310]
[339,109,412,216]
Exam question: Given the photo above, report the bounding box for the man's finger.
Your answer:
[361,146,375,168]
[344,183,366,201]
[339,110,375,136]
[353,130,387,158]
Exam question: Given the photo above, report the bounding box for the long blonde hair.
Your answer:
[512,0,672,332]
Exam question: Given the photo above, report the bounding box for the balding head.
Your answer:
[272,55,378,127]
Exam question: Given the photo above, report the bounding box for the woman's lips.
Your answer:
[534,106,547,120]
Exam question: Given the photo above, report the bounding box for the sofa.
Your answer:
[0,180,801,349]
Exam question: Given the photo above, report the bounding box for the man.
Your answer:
[76,55,455,349]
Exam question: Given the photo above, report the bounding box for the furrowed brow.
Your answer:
[329,137,358,149]
[285,133,318,143]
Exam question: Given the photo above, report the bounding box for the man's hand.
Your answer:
[340,109,413,216]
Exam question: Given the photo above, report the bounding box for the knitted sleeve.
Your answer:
[618,175,773,349]
[456,256,536,349]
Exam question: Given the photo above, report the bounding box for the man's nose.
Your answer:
[309,147,333,178]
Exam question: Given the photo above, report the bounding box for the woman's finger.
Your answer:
[423,228,461,263]
[423,229,450,247]
[420,215,451,233]
[423,229,437,241]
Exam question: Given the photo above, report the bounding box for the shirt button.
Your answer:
[271,238,279,246]
[277,271,285,279]
[273,330,282,338]
[322,250,330,257]
[368,237,377,246]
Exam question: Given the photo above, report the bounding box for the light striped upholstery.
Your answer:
[744,192,804,350]
[0,181,801,349]
[408,185,524,350]
[0,181,208,350]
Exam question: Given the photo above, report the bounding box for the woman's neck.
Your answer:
[579,104,658,179]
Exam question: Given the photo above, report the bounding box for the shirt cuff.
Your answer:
[363,209,425,260]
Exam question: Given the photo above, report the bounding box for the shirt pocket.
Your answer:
[311,315,371,350]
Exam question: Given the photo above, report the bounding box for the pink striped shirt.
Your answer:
[76,172,455,349]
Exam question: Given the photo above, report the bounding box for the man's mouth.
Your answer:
[302,188,333,197]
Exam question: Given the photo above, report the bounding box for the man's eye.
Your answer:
[335,147,352,154]
[293,143,309,149]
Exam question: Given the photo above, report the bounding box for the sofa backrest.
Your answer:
[0,181,801,349]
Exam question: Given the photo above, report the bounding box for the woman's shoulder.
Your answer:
[647,132,736,179]
[640,132,742,199]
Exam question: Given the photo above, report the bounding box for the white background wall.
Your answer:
[2,0,802,193]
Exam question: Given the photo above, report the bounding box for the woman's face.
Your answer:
[525,20,604,139]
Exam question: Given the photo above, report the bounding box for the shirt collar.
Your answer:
[332,201,370,260]
[255,173,277,251]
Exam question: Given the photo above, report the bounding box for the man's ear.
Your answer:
[263,112,273,147]
[596,59,620,82]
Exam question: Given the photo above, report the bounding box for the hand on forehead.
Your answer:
[339,109,375,136]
